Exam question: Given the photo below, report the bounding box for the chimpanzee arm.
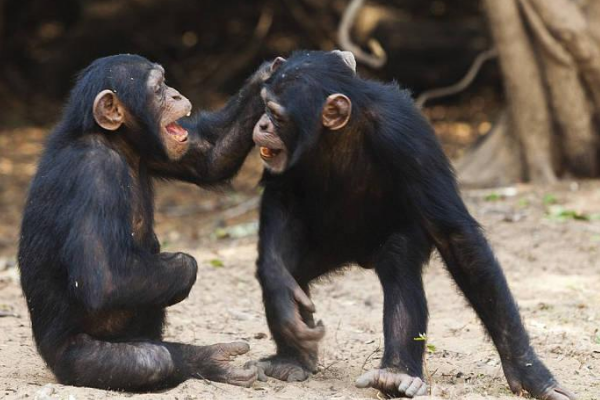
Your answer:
[61,148,197,311]
[370,96,563,399]
[252,185,325,380]
[148,63,270,185]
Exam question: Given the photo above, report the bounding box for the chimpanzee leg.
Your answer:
[356,232,430,398]
[52,334,256,391]
[53,334,183,390]
[435,222,574,400]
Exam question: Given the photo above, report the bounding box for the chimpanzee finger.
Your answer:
[397,375,413,393]
[245,359,310,382]
[245,360,271,382]
[211,341,250,360]
[243,361,269,382]
[542,386,577,400]
[355,369,380,388]
[225,366,258,388]
[293,286,316,313]
[404,377,426,397]
[291,319,325,341]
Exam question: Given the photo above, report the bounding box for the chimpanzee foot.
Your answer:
[356,368,427,398]
[507,378,576,400]
[189,342,258,388]
[245,356,313,382]
[503,358,576,400]
[540,386,577,400]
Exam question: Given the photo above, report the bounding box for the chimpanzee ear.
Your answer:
[322,93,352,130]
[332,50,357,73]
[271,57,286,72]
[93,90,125,131]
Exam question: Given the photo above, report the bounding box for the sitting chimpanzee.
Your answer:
[248,51,575,400]
[18,54,271,391]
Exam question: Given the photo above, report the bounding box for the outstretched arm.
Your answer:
[149,62,271,185]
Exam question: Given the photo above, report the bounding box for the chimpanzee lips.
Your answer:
[259,147,282,160]
[165,122,188,142]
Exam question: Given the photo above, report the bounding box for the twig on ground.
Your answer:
[334,319,342,346]
[0,310,19,318]
[321,360,339,372]
[360,341,381,371]
[192,373,231,393]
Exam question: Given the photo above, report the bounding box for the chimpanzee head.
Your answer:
[62,54,192,160]
[252,50,357,173]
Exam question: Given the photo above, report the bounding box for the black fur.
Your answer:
[18,54,265,390]
[255,51,567,398]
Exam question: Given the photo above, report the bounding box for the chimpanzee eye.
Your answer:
[267,109,282,126]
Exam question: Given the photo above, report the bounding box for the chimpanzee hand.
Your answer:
[190,342,258,387]
[249,56,286,85]
[159,252,198,306]
[276,285,325,360]
[247,283,325,382]
[355,368,427,398]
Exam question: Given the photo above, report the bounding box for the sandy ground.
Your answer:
[0,129,599,400]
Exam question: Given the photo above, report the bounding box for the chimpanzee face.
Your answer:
[252,89,290,173]
[92,64,192,161]
[146,66,192,160]
[252,50,355,174]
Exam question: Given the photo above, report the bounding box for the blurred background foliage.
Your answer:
[0,0,499,135]
[0,0,505,257]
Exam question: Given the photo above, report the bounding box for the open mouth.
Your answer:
[259,147,282,160]
[165,122,188,143]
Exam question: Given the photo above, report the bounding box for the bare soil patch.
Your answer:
[0,128,598,400]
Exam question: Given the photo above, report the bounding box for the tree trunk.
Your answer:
[584,0,600,44]
[456,0,600,186]
[521,0,598,176]
[456,112,523,187]
[482,0,556,184]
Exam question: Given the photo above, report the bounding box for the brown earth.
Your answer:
[0,128,599,400]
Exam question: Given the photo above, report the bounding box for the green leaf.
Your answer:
[211,222,259,241]
[209,259,224,268]
[213,228,230,239]
[546,205,589,222]
[414,333,436,353]
[413,333,427,341]
[517,198,530,208]
[543,194,557,205]
[484,192,502,202]
[227,222,259,238]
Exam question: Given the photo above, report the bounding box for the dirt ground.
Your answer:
[0,128,599,400]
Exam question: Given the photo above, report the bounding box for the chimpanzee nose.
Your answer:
[260,121,269,130]
[172,93,182,101]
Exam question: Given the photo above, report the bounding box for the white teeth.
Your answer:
[186,111,191,117]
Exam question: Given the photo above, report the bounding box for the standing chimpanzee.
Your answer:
[248,51,575,400]
[18,54,272,391]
